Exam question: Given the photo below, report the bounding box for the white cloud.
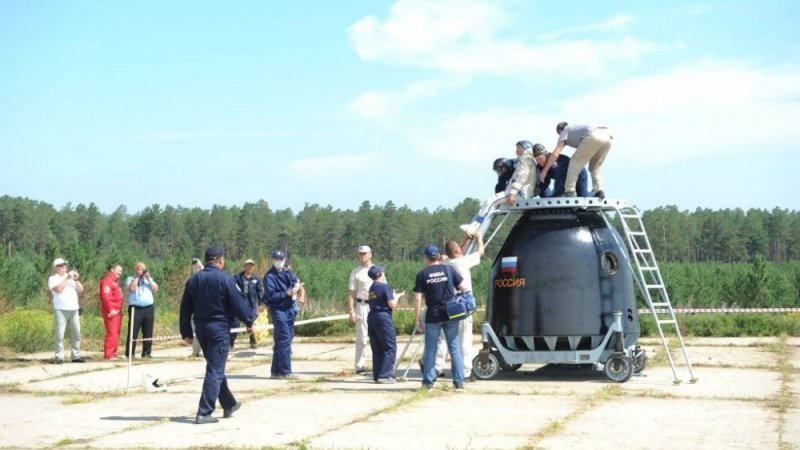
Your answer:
[557,61,800,164]
[349,77,468,121]
[348,1,658,77]
[371,61,800,171]
[539,14,635,41]
[282,153,385,178]
[138,130,307,142]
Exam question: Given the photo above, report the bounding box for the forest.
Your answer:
[0,194,799,313]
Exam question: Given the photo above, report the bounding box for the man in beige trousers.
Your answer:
[539,121,612,199]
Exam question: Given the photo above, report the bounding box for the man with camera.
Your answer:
[125,262,159,358]
[48,258,85,364]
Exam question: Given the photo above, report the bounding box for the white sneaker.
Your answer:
[459,222,479,236]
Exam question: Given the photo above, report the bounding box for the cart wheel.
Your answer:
[604,356,633,383]
[472,353,500,380]
[633,350,647,374]
[500,361,522,372]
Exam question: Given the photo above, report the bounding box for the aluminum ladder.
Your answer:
[609,204,697,384]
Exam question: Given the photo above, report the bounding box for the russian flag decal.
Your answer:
[500,256,518,273]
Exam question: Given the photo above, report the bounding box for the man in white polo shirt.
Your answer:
[48,258,85,364]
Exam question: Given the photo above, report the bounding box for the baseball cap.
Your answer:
[272,250,286,260]
[423,245,440,258]
[357,245,371,254]
[367,265,384,279]
[204,246,225,261]
[52,258,67,267]
[244,259,255,265]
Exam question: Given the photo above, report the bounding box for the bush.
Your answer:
[0,309,54,353]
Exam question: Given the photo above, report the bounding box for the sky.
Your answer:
[1,0,798,215]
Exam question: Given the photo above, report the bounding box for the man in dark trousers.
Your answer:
[232,259,263,349]
[263,250,304,379]
[180,246,254,424]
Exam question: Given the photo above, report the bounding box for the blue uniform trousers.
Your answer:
[270,307,296,376]
[367,311,397,380]
[195,321,236,416]
[422,320,463,387]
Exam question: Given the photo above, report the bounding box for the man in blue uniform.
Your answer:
[180,246,254,424]
[413,245,466,390]
[531,145,590,197]
[366,265,400,384]
[263,250,304,379]
[232,259,263,349]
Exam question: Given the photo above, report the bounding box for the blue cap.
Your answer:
[272,250,286,260]
[367,265,384,279]
[204,246,225,261]
[423,245,440,258]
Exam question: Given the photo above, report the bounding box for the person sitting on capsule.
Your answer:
[460,141,538,236]
[493,157,516,194]
[531,144,590,198]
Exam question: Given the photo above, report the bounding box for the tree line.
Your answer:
[0,195,798,312]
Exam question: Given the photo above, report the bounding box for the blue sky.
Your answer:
[1,0,798,215]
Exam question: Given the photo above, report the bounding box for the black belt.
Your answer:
[356,298,368,303]
[129,304,153,309]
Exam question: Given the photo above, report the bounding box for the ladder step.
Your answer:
[650,302,670,308]
[620,214,640,219]
[628,231,647,236]
[640,267,658,271]
[645,284,665,290]
[633,249,653,253]
[658,319,677,325]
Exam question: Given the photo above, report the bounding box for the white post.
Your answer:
[126,307,135,394]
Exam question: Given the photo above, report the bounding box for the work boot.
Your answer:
[223,401,241,418]
[195,414,219,424]
[594,190,605,199]
[561,191,576,197]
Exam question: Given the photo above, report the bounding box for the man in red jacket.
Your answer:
[99,263,124,360]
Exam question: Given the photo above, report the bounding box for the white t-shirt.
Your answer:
[444,252,481,292]
[48,274,80,310]
[348,266,372,300]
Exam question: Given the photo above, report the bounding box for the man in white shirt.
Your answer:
[435,232,485,381]
[347,245,374,374]
[48,258,85,364]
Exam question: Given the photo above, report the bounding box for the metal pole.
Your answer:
[126,307,135,394]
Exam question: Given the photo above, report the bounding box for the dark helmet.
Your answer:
[492,157,506,171]
[494,158,515,174]
[272,250,286,260]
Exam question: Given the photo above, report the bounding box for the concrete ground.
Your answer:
[0,335,797,449]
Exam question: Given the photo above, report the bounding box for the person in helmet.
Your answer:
[493,157,516,193]
[531,145,590,197]
[263,249,304,379]
[459,141,539,237]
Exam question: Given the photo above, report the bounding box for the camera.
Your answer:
[68,270,79,279]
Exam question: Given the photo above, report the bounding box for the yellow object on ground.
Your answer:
[253,310,270,344]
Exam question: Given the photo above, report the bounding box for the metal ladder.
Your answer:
[609,204,697,384]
